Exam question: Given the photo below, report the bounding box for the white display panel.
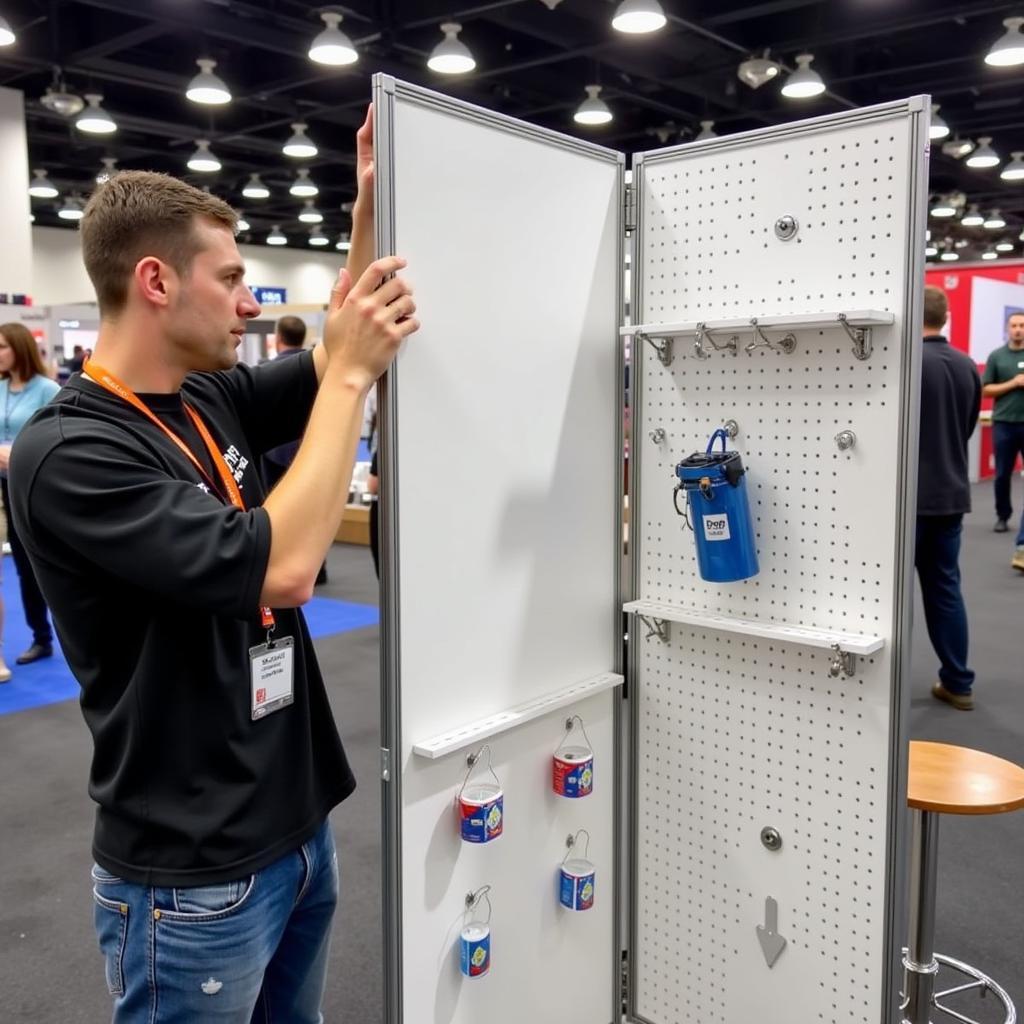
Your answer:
[374,77,623,1024]
[628,100,927,1024]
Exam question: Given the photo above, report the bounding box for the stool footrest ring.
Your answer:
[902,950,1016,1024]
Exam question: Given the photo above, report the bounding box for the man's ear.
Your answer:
[134,256,173,308]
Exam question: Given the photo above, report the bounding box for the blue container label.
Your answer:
[559,864,595,911]
[459,789,503,843]
[460,926,490,978]
[553,750,593,798]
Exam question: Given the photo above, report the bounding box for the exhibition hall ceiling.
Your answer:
[1,0,1023,254]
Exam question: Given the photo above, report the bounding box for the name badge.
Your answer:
[250,636,295,720]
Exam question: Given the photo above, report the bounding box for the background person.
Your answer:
[0,322,60,666]
[917,286,982,709]
[981,310,1024,541]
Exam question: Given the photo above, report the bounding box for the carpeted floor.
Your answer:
[0,484,1021,1022]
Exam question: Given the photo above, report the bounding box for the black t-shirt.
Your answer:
[8,352,356,886]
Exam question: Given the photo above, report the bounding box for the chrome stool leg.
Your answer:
[904,809,940,1024]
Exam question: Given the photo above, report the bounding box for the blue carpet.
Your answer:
[0,555,378,716]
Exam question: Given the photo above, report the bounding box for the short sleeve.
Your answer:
[981,353,998,385]
[15,431,271,620]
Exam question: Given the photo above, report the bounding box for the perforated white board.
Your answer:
[629,100,926,1024]
[374,78,623,1024]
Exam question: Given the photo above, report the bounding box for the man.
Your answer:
[9,108,418,1022]
[917,286,982,710]
[67,343,85,373]
[981,312,1024,567]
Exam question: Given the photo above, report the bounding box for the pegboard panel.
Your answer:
[629,99,927,1024]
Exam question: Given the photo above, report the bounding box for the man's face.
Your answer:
[1008,314,1024,346]
[165,218,261,372]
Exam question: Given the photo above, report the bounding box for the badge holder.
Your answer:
[552,716,595,798]
[249,620,295,721]
[460,885,493,978]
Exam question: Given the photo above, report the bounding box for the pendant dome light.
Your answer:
[75,94,117,134]
[308,12,358,66]
[289,168,319,197]
[28,169,59,199]
[187,139,221,173]
[309,227,330,246]
[427,22,476,74]
[283,122,318,158]
[984,209,1006,229]
[985,17,1024,67]
[960,204,984,227]
[186,59,231,105]
[941,136,974,160]
[58,194,85,221]
[929,104,950,141]
[1000,151,1024,181]
[996,239,1015,252]
[611,0,667,34]
[242,173,270,199]
[0,13,14,46]
[966,136,999,169]
[236,215,251,232]
[781,53,825,99]
[929,195,957,218]
[95,157,117,184]
[266,225,287,246]
[574,85,613,126]
[695,120,717,141]
[298,199,323,224]
[336,232,351,251]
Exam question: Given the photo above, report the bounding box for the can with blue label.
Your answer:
[553,715,594,798]
[673,427,759,583]
[457,745,504,844]
[559,829,595,911]
[460,922,491,978]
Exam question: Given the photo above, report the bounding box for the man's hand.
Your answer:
[1014,373,1024,389]
[322,256,418,392]
[0,444,11,471]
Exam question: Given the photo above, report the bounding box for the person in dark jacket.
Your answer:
[917,285,982,710]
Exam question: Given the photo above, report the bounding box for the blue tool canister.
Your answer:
[674,428,759,583]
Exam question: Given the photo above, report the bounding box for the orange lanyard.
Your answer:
[84,359,275,631]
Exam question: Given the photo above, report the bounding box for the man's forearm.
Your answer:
[260,364,369,606]
[983,380,1018,397]
[346,199,375,286]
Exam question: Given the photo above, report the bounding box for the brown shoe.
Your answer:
[1013,546,1024,573]
[931,682,974,711]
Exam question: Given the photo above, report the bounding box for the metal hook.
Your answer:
[745,318,797,355]
[557,715,594,755]
[465,885,493,924]
[693,322,710,360]
[564,829,592,862]
[838,313,872,361]
[705,324,739,355]
[639,331,675,366]
[828,643,856,678]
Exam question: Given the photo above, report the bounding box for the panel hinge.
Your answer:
[380,747,391,782]
[624,183,636,233]
[620,948,630,1013]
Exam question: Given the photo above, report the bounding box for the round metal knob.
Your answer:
[835,430,856,452]
[761,826,783,852]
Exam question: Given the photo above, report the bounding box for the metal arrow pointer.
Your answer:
[756,896,787,968]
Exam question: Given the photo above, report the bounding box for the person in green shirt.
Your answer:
[981,311,1024,569]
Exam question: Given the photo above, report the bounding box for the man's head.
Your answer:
[923,285,949,333]
[81,171,261,371]
[1007,311,1024,346]
[275,316,307,351]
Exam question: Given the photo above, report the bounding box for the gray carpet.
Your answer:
[0,483,1021,1022]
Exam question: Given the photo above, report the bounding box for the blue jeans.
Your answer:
[915,514,974,695]
[993,421,1024,535]
[92,820,338,1023]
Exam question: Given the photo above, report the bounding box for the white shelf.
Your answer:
[624,599,884,656]
[412,671,624,760]
[620,310,894,339]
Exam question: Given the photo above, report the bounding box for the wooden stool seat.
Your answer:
[908,740,1024,815]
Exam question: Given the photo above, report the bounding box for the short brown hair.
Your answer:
[923,285,949,331]
[276,316,307,348]
[81,171,237,316]
[0,322,47,381]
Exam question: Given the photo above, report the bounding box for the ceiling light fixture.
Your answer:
[267,225,287,246]
[1001,151,1024,180]
[308,12,358,66]
[966,136,1000,168]
[982,248,998,260]
[236,215,250,232]
[611,0,667,34]
[28,168,58,199]
[941,136,974,159]
[309,227,330,246]
[242,173,270,199]
[781,53,825,99]
[574,84,613,126]
[961,204,984,226]
[427,22,476,74]
[336,231,351,251]
[930,195,957,218]
[996,239,1015,252]
[929,104,950,141]
[40,74,84,117]
[939,247,959,262]
[187,139,221,173]
[984,209,1006,229]
[283,122,317,158]
[186,58,231,105]
[695,120,717,141]
[0,13,14,46]
[290,168,318,197]
[95,157,117,184]
[985,16,1024,67]
[75,93,116,134]
[298,199,323,224]
[737,51,780,89]
[58,194,85,221]
[925,244,938,257]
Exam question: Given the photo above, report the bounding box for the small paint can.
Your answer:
[458,783,504,844]
[459,922,491,978]
[559,858,596,912]
[553,716,594,798]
